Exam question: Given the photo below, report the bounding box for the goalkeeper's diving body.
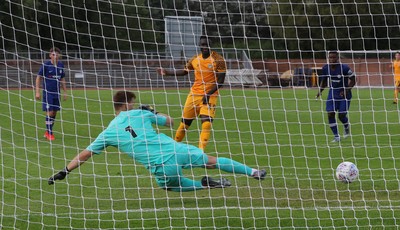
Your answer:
[157,35,226,150]
[315,51,356,143]
[48,91,266,191]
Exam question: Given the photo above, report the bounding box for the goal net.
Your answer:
[1,0,400,229]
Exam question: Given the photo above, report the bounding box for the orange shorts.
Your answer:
[181,93,218,119]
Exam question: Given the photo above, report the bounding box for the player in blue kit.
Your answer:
[35,47,67,141]
[48,91,266,191]
[315,51,356,142]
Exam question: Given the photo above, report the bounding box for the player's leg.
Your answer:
[175,118,193,142]
[42,94,48,137]
[338,100,351,138]
[199,115,212,150]
[49,110,57,138]
[43,94,55,140]
[207,156,266,180]
[198,96,217,150]
[175,94,197,142]
[154,155,229,191]
[153,161,202,192]
[46,95,60,140]
[326,99,340,142]
[177,143,265,180]
[394,80,400,104]
[45,110,57,140]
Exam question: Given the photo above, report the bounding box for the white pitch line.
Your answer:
[3,205,400,219]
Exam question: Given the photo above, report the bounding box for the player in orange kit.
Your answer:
[157,35,226,150]
[391,52,400,104]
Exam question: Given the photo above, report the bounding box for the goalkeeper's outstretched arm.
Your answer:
[66,149,93,172]
[48,149,93,185]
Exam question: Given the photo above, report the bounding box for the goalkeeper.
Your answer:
[48,91,266,192]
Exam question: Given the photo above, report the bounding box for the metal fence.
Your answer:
[0,49,265,89]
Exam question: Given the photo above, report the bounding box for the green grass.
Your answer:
[1,87,400,229]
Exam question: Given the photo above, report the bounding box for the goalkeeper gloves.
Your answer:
[48,167,70,185]
[138,104,158,114]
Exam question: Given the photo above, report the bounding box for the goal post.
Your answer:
[339,50,396,88]
[1,0,400,229]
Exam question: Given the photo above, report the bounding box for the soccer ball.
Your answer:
[335,161,359,183]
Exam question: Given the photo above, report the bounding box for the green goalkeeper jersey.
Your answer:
[86,109,176,168]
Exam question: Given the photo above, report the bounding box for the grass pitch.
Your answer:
[0,87,400,229]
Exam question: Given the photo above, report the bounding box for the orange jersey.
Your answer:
[393,60,400,81]
[185,51,226,95]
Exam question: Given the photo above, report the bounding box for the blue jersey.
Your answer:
[38,60,65,94]
[321,63,355,100]
[86,110,181,168]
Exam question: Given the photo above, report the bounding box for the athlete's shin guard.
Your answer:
[199,121,211,150]
[175,122,189,142]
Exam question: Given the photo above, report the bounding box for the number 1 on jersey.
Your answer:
[125,126,137,138]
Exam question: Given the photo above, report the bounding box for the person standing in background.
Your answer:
[316,51,356,142]
[35,47,67,141]
[390,52,400,104]
[157,36,226,150]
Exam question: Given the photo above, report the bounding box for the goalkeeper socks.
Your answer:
[216,157,253,176]
[199,121,211,150]
[328,117,339,137]
[175,122,189,142]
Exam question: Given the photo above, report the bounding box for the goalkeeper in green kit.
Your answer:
[48,91,266,192]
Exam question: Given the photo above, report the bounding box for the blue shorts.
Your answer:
[42,94,61,112]
[326,98,351,113]
[151,143,208,189]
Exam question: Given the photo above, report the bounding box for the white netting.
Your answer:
[1,0,400,229]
